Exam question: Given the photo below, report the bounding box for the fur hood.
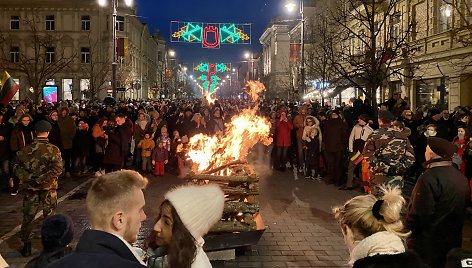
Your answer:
[304,115,319,127]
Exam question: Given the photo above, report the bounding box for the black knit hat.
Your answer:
[41,214,74,252]
[34,120,52,132]
[427,137,457,159]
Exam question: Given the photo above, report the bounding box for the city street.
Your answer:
[0,167,360,268]
[2,166,472,268]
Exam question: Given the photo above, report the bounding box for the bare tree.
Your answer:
[0,14,75,103]
[80,33,111,101]
[325,0,416,109]
[304,7,338,105]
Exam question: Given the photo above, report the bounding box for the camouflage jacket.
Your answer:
[13,137,63,191]
[363,127,415,176]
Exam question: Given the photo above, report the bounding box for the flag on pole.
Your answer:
[0,71,20,105]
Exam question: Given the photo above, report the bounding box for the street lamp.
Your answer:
[98,0,133,98]
[243,51,255,81]
[286,0,305,98]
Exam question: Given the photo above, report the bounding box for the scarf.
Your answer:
[349,231,405,266]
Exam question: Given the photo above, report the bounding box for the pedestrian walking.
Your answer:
[13,120,63,257]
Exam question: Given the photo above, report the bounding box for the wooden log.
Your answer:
[191,174,258,182]
[210,220,256,233]
[202,160,247,175]
[224,202,259,214]
[221,188,259,196]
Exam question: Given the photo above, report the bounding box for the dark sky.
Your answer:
[135,0,283,67]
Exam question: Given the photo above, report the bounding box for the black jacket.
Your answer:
[353,251,427,268]
[48,230,145,268]
[406,162,470,268]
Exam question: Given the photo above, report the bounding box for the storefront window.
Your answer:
[415,78,449,108]
[62,79,73,100]
[80,79,89,99]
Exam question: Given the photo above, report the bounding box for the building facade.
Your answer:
[260,18,294,100]
[0,0,166,101]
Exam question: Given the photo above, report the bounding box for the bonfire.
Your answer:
[187,81,272,175]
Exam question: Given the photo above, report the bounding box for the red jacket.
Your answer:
[275,120,293,147]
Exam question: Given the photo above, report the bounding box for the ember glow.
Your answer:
[188,81,272,173]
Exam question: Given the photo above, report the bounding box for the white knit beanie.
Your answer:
[165,184,225,239]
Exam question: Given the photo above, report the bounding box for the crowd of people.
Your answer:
[0,92,472,267]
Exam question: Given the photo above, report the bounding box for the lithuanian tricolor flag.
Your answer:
[0,71,20,105]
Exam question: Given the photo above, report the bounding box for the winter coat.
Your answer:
[10,124,34,153]
[0,122,12,161]
[103,128,127,166]
[25,247,72,268]
[353,251,427,268]
[48,230,145,268]
[138,138,155,157]
[133,120,149,144]
[406,161,470,268]
[152,147,168,163]
[73,129,90,158]
[322,118,348,152]
[293,113,307,139]
[58,116,76,150]
[48,120,62,150]
[275,119,293,147]
[348,124,373,153]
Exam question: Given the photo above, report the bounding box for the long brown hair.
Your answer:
[147,200,197,268]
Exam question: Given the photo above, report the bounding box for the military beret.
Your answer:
[35,120,52,132]
[378,110,395,121]
[427,137,456,159]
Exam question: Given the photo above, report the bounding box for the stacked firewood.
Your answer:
[188,161,261,233]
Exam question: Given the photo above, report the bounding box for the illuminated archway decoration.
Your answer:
[194,62,231,94]
[171,21,251,49]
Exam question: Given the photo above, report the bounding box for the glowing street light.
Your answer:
[168,50,176,57]
[285,2,296,13]
[285,0,306,97]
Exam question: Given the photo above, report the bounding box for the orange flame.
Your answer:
[246,81,265,103]
[188,81,272,173]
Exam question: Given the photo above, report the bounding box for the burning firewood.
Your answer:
[224,202,259,214]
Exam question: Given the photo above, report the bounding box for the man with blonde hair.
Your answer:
[49,170,148,268]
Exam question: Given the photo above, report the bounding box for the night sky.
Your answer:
[135,0,284,67]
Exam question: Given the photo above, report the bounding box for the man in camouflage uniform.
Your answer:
[13,120,63,256]
[363,110,415,195]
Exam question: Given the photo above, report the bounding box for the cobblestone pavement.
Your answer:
[1,168,471,268]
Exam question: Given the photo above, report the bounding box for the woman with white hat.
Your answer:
[146,184,225,268]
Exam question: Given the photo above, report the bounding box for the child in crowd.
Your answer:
[158,126,171,152]
[152,140,168,176]
[138,132,155,173]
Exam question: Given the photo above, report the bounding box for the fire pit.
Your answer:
[186,81,270,252]
[189,168,265,251]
